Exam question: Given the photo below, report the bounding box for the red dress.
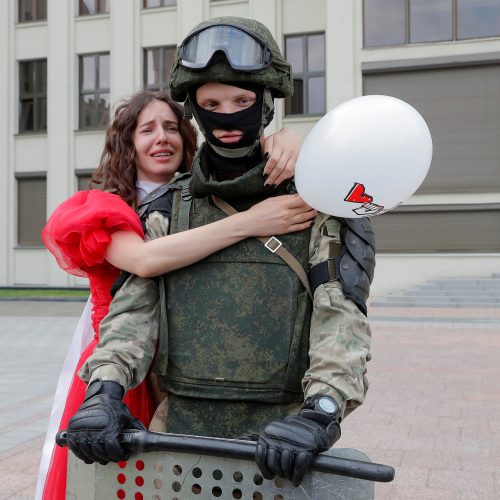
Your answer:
[40,190,156,500]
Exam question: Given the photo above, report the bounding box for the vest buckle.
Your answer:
[264,236,283,254]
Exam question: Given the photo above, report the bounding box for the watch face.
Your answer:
[318,396,338,415]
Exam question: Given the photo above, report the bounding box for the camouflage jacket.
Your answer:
[80,176,372,417]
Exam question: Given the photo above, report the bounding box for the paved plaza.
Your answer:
[0,299,499,499]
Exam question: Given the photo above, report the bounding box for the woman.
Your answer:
[37,90,315,499]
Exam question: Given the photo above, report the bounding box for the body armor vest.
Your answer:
[154,158,312,404]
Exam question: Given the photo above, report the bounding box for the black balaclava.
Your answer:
[189,83,268,180]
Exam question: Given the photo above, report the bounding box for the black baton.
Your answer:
[57,429,395,483]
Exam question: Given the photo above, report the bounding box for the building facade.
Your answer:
[1,0,499,295]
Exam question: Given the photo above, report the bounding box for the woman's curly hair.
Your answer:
[92,90,198,207]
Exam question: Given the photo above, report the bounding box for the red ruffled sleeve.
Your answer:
[42,190,144,333]
[42,190,144,277]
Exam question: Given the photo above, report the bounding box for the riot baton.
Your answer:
[56,429,395,483]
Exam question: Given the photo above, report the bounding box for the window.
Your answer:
[285,33,326,116]
[457,0,500,39]
[143,0,176,8]
[18,0,46,22]
[79,53,110,129]
[144,46,176,92]
[17,176,47,247]
[364,0,500,47]
[19,59,47,133]
[78,0,109,15]
[76,172,94,191]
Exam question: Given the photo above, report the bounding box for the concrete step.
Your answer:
[375,274,500,309]
[371,300,500,308]
[400,290,500,297]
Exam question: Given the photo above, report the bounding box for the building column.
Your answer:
[250,0,281,135]
[110,0,138,103]
[46,0,74,285]
[0,1,12,284]
[177,0,206,42]
[326,0,357,109]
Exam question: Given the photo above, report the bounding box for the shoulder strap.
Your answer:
[212,195,313,301]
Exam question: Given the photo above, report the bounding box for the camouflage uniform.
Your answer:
[80,15,373,438]
[80,162,372,437]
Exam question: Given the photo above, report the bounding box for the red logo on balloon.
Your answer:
[344,182,386,216]
[344,183,373,204]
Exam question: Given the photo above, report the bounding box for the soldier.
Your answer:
[66,17,376,487]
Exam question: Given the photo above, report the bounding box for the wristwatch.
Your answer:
[302,394,342,421]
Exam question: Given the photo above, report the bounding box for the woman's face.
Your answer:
[133,99,184,184]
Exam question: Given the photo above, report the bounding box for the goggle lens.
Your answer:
[180,25,270,71]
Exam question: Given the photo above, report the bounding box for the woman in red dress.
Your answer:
[37,90,315,500]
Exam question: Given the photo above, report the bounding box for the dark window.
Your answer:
[410,0,453,43]
[457,0,500,40]
[143,0,176,8]
[79,53,110,129]
[18,0,46,22]
[285,33,325,116]
[144,46,176,92]
[78,0,109,15]
[17,176,47,247]
[364,0,406,47]
[364,0,500,47]
[19,59,47,133]
[76,173,94,191]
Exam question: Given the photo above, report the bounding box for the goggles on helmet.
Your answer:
[179,25,271,72]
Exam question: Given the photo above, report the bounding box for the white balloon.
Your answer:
[295,95,433,218]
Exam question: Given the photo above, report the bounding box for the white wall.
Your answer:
[1,0,499,292]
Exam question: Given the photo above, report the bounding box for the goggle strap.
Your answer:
[185,96,207,136]
[262,88,274,127]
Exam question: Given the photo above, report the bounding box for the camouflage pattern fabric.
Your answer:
[165,395,299,438]
[80,179,372,430]
[81,221,371,423]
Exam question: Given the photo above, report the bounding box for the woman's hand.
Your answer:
[241,195,317,237]
[262,128,301,186]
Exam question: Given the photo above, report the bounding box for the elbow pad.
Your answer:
[336,218,376,315]
[308,217,376,315]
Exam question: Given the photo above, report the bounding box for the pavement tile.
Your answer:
[428,468,495,492]
[400,449,464,469]
[2,299,500,499]
[379,436,435,451]
[375,483,461,500]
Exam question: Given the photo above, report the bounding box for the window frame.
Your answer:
[284,32,326,117]
[18,58,47,133]
[142,0,177,9]
[77,0,109,16]
[18,0,47,23]
[143,45,176,92]
[16,174,47,248]
[363,0,500,47]
[78,52,111,130]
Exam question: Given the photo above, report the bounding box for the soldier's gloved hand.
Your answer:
[255,395,341,486]
[66,379,145,465]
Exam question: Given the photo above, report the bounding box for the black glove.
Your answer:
[255,395,341,486]
[66,379,145,465]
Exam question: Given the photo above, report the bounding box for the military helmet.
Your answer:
[169,16,293,102]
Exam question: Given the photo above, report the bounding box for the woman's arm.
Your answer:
[106,194,316,278]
